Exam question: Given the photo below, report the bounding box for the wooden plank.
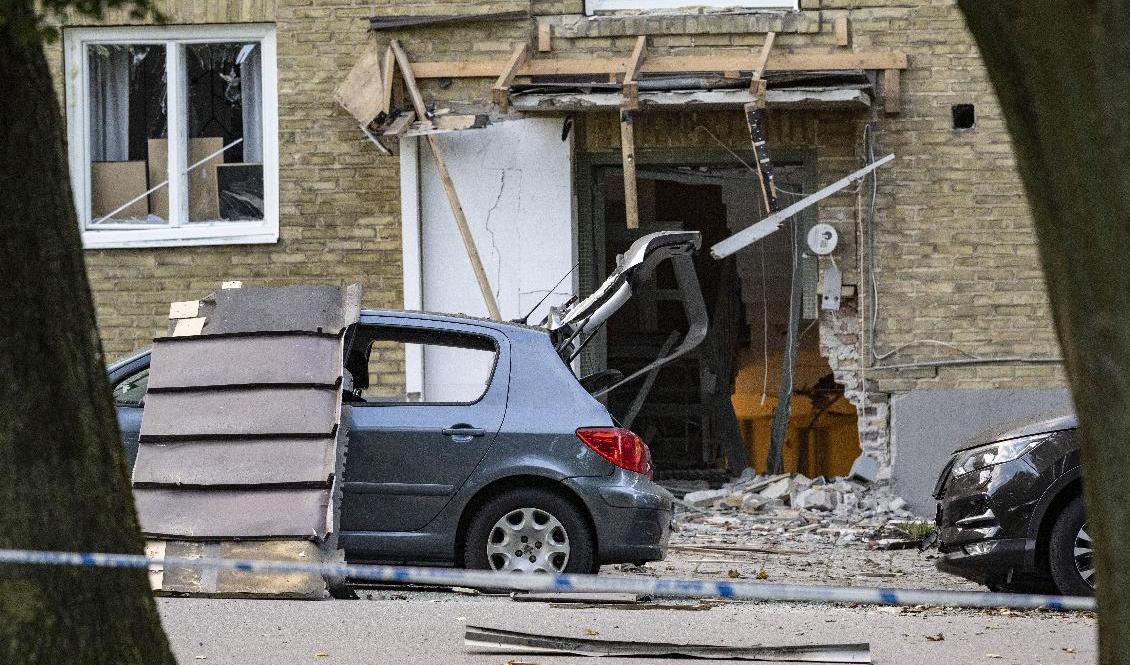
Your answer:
[492,42,530,112]
[334,40,385,126]
[408,50,909,78]
[389,39,431,119]
[621,36,647,111]
[883,68,901,115]
[537,20,552,53]
[380,111,416,137]
[389,41,502,321]
[381,45,395,118]
[752,32,776,82]
[620,110,639,229]
[750,31,776,102]
[833,16,851,47]
[151,540,328,599]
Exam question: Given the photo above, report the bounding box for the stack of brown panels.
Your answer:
[133,284,361,598]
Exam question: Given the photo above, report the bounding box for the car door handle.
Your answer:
[442,425,486,442]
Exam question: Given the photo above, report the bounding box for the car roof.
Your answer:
[360,309,552,338]
[107,309,552,371]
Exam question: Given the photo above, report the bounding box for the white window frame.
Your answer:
[63,24,280,249]
[586,0,797,12]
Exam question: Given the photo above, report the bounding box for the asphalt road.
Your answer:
[158,589,1095,665]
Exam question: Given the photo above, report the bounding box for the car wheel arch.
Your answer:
[453,474,600,568]
[1030,469,1083,567]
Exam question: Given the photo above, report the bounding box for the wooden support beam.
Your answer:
[620,110,639,229]
[381,111,416,137]
[381,45,396,118]
[407,50,909,79]
[492,43,530,113]
[749,31,776,103]
[389,39,503,321]
[621,36,648,111]
[883,68,901,115]
[389,40,431,119]
[538,21,552,52]
[752,32,776,82]
[833,16,851,47]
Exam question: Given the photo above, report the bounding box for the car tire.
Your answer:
[1047,497,1095,596]
[463,487,595,575]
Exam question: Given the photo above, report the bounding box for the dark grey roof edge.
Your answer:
[368,10,528,31]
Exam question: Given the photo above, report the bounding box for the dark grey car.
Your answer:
[108,231,706,574]
[932,414,1089,595]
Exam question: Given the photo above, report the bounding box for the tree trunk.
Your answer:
[0,7,177,665]
[956,2,1130,662]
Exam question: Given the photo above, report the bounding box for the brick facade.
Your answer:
[54,0,1065,468]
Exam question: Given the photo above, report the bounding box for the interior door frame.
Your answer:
[573,145,817,376]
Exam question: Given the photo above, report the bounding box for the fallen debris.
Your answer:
[465,625,872,662]
[511,592,642,605]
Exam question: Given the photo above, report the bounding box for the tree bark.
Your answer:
[956,2,1130,662]
[0,6,177,664]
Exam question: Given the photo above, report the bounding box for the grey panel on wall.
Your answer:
[891,388,1074,516]
[134,488,331,539]
[139,387,340,440]
[132,437,337,486]
[147,334,343,389]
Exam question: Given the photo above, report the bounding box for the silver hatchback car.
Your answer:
[109,231,706,573]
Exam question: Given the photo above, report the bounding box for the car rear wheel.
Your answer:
[1047,497,1095,596]
[463,487,595,574]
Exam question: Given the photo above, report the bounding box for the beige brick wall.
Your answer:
[56,0,1065,399]
[50,1,404,363]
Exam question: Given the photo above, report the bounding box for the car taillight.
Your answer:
[575,427,653,478]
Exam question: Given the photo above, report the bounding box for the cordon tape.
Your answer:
[0,548,1095,612]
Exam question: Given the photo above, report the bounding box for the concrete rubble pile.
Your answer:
[667,458,919,549]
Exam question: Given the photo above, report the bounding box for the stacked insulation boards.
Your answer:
[133,283,361,598]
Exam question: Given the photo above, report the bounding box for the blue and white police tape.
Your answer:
[0,548,1095,612]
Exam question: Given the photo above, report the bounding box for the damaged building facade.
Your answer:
[52,0,1066,514]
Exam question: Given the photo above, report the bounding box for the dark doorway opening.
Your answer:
[581,156,861,480]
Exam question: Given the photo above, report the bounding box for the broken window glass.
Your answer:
[345,326,497,404]
[112,367,150,406]
[184,42,265,223]
[87,43,167,225]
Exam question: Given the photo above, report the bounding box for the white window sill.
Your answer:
[586,1,799,14]
[81,223,279,249]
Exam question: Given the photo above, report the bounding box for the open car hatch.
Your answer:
[543,230,708,397]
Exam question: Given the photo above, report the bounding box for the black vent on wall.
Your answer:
[952,104,976,130]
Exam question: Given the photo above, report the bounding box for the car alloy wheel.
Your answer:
[1073,522,1095,589]
[1048,496,1094,596]
[486,507,570,573]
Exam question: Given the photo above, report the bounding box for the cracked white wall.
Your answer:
[409,119,575,394]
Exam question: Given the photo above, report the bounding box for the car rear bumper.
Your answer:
[564,472,673,565]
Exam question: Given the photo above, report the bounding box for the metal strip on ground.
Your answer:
[464,624,871,662]
[0,548,1096,612]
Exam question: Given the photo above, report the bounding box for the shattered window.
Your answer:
[66,26,277,247]
[346,326,497,405]
[185,43,265,223]
[112,367,149,406]
[86,43,167,226]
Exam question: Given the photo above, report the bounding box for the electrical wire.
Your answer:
[857,122,1062,370]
